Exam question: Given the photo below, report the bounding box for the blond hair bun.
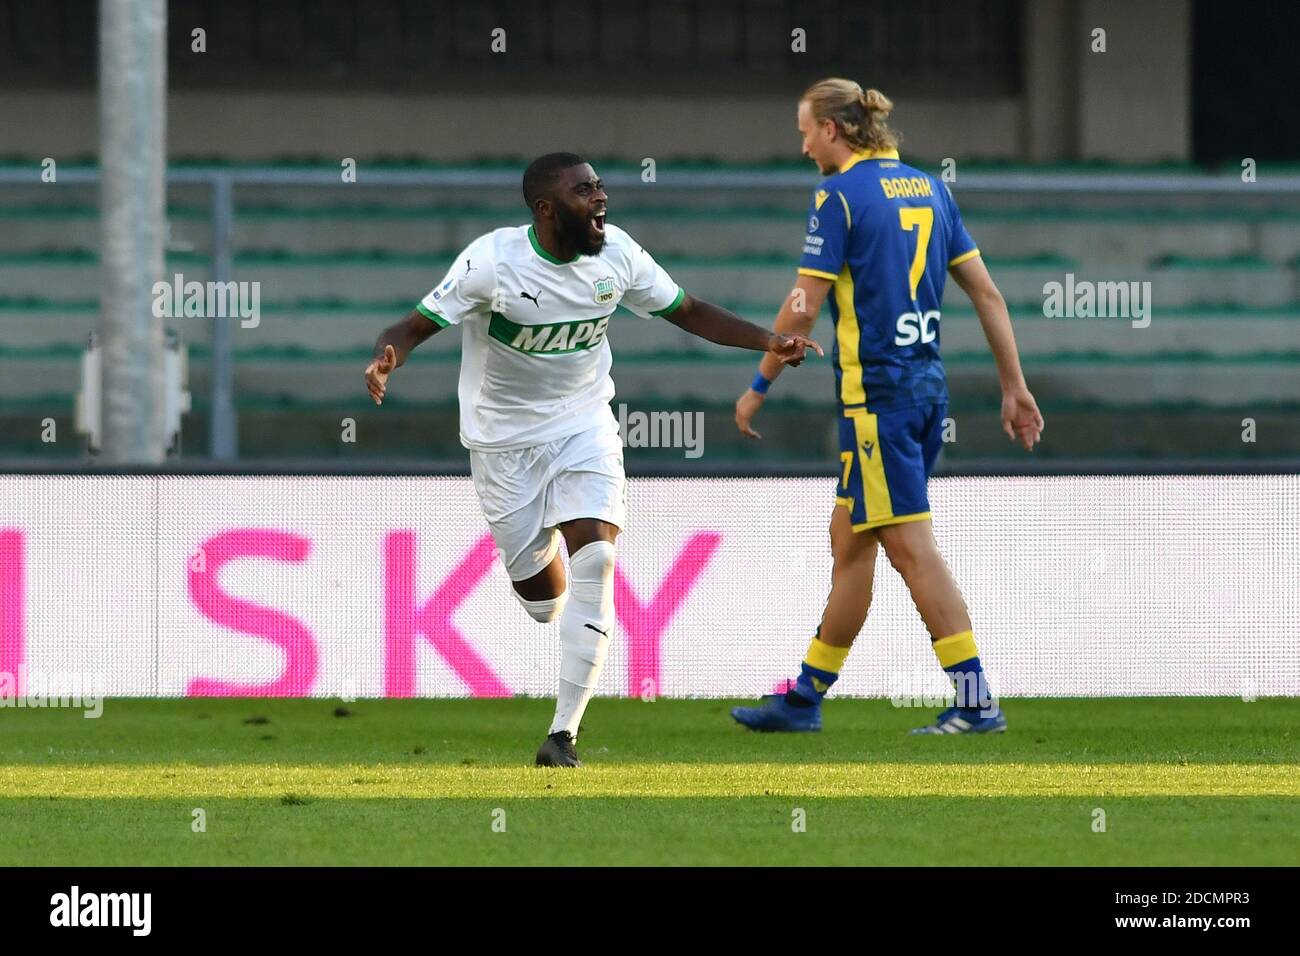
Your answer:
[860,88,893,117]
[802,78,900,153]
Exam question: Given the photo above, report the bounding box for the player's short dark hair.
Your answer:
[522,152,587,211]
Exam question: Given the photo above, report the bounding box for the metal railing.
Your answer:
[4,163,1300,463]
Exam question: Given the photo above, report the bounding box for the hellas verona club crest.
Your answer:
[593,276,617,304]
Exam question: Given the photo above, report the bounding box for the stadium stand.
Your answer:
[2,163,1297,463]
[2,0,1293,465]
[2,163,1300,463]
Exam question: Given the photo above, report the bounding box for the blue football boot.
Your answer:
[731,694,822,732]
[910,706,1007,735]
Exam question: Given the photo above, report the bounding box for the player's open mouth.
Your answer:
[591,212,606,235]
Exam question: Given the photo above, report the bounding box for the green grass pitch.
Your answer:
[1,697,1297,866]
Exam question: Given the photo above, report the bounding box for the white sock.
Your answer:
[551,678,594,740]
[549,540,615,738]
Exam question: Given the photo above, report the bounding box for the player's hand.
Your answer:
[365,344,398,405]
[1001,383,1044,451]
[767,333,823,367]
[735,388,765,440]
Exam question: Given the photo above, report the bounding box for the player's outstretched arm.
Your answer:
[664,292,822,363]
[949,255,1045,451]
[735,274,832,439]
[365,309,441,405]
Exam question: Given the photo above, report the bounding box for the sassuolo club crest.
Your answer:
[593,276,617,304]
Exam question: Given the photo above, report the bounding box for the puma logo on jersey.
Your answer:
[464,259,476,275]
[492,314,612,354]
[519,290,543,308]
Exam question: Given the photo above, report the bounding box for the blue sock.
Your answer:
[945,657,998,717]
[784,635,849,707]
[787,662,839,707]
[932,631,998,718]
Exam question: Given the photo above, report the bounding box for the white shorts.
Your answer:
[469,423,627,582]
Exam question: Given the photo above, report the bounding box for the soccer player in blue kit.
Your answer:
[731,79,1045,734]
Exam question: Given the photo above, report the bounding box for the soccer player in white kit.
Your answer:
[365,153,820,766]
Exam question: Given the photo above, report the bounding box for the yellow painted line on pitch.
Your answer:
[1,762,1298,799]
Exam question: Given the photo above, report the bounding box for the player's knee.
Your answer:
[882,536,922,578]
[515,589,568,623]
[568,540,616,605]
[833,534,877,570]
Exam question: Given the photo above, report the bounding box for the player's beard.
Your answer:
[557,204,605,256]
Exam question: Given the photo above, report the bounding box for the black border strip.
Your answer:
[0,457,1296,478]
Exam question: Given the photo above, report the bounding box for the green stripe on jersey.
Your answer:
[650,287,686,317]
[488,312,613,354]
[416,302,451,327]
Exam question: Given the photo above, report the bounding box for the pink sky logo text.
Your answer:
[0,525,721,699]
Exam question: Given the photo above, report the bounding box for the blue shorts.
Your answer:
[835,403,947,531]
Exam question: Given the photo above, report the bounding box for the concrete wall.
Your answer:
[1023,0,1191,162]
[1076,0,1191,161]
[1023,0,1080,161]
[9,91,1024,164]
[4,0,1193,165]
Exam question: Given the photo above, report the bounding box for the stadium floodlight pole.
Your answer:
[209,174,238,459]
[98,0,167,463]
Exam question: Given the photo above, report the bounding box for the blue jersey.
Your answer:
[798,149,979,412]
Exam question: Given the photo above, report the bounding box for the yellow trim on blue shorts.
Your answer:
[850,410,893,522]
[835,503,932,532]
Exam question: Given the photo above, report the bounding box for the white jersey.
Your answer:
[417,223,683,451]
